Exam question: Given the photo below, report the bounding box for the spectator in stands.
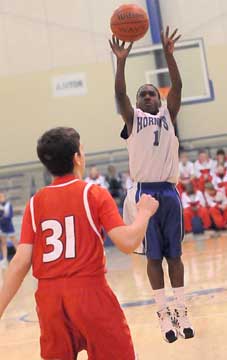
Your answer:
[213,149,227,170]
[85,166,107,188]
[204,182,227,230]
[105,165,124,206]
[194,149,215,179]
[181,183,211,234]
[0,193,17,269]
[212,164,227,196]
[177,152,195,195]
[121,169,133,193]
[194,149,214,192]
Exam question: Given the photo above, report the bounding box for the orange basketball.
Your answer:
[110,4,149,42]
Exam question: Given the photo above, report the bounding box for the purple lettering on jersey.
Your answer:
[136,115,169,133]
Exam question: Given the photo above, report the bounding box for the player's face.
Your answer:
[180,153,188,165]
[136,85,160,114]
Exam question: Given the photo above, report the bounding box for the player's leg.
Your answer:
[147,258,177,343]
[145,214,178,343]
[197,207,211,229]
[9,234,18,249]
[208,206,224,229]
[163,187,194,339]
[35,282,80,360]
[0,235,8,268]
[65,282,136,360]
[183,207,193,233]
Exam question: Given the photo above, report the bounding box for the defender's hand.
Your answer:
[109,35,133,60]
[161,26,181,55]
[137,194,159,217]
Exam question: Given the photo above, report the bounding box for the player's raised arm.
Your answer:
[109,36,134,134]
[161,26,182,123]
[108,194,159,253]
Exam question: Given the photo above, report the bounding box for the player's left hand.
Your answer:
[161,26,181,55]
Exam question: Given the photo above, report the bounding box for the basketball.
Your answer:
[110,4,149,42]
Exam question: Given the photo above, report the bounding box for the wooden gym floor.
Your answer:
[0,225,227,360]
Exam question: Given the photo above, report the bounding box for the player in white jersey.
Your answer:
[109,26,194,342]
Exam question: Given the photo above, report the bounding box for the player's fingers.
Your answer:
[127,42,133,51]
[109,40,114,50]
[160,30,165,44]
[165,25,169,38]
[112,34,116,45]
[170,28,178,39]
[173,34,181,43]
[116,37,120,46]
[121,41,125,48]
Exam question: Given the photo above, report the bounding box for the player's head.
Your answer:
[198,149,209,163]
[216,148,226,165]
[88,166,100,180]
[204,182,216,196]
[179,151,189,165]
[184,182,195,195]
[0,192,6,203]
[136,84,161,114]
[216,164,225,176]
[37,127,85,178]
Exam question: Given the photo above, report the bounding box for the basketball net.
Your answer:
[158,87,170,101]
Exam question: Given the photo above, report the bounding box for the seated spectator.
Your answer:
[204,182,227,230]
[0,193,17,269]
[212,165,227,196]
[121,169,133,193]
[194,150,214,192]
[194,149,215,179]
[105,165,124,206]
[177,152,195,195]
[85,166,107,187]
[213,149,227,170]
[181,183,211,234]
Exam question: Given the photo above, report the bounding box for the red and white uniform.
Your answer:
[177,161,195,195]
[204,190,227,229]
[179,161,194,179]
[181,191,206,209]
[181,191,211,233]
[194,159,215,178]
[20,175,135,360]
[212,172,227,195]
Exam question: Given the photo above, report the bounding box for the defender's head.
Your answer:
[37,127,85,178]
[136,84,161,115]
[204,182,216,196]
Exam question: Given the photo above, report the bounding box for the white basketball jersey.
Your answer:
[126,106,179,183]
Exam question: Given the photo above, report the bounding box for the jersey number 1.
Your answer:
[42,216,76,263]
[153,130,159,146]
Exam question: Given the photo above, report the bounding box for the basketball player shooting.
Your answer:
[109,26,194,342]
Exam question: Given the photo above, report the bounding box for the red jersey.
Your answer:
[20,174,124,280]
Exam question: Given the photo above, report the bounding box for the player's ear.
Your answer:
[73,152,81,167]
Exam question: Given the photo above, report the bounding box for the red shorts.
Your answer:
[35,276,135,360]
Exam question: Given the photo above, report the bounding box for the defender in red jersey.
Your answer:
[0,127,159,360]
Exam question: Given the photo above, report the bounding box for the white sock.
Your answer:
[153,288,167,312]
[172,286,185,308]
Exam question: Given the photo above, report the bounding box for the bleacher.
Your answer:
[0,133,227,213]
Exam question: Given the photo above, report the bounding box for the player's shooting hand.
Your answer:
[109,35,133,60]
[137,194,159,217]
[161,26,181,55]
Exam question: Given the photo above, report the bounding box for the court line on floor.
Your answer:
[1,286,226,324]
[121,287,227,308]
